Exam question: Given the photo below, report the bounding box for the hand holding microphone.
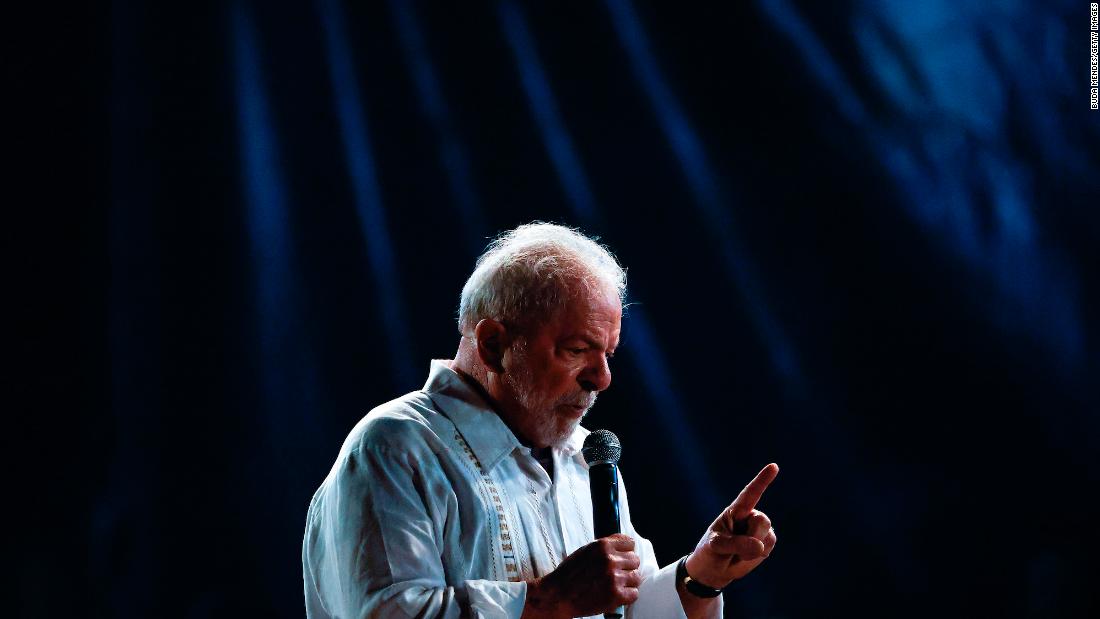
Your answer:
[524,534,641,619]
[523,430,637,619]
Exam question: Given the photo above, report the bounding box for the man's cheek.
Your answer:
[565,359,587,374]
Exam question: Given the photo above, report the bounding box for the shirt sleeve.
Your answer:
[616,471,724,619]
[303,437,527,618]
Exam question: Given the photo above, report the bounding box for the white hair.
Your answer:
[458,222,626,335]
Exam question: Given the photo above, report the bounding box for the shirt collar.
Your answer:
[423,360,588,470]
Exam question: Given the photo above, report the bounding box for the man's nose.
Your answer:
[578,354,612,392]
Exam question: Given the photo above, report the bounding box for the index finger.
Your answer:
[730,463,779,518]
[603,533,636,551]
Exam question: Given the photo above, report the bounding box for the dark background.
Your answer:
[13,0,1100,616]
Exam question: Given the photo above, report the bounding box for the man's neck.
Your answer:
[530,446,555,479]
[449,360,492,405]
[449,357,531,445]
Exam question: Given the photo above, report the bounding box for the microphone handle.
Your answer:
[589,461,620,537]
[588,462,623,618]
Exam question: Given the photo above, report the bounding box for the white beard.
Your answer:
[503,345,597,447]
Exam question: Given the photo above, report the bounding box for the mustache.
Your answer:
[557,391,598,409]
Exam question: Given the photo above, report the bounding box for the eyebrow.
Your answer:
[568,334,619,352]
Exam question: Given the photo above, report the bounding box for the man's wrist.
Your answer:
[521,577,569,619]
[677,556,723,598]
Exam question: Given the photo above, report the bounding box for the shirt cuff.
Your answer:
[464,579,528,618]
[631,560,723,619]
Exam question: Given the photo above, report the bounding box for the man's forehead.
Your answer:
[554,301,621,338]
[559,293,620,320]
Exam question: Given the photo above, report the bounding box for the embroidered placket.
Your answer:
[452,431,525,582]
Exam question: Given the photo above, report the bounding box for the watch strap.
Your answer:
[676,556,723,598]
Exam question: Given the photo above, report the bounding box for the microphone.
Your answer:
[582,429,624,619]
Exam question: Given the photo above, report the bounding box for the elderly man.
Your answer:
[303,223,778,618]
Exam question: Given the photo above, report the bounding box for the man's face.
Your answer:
[499,288,622,449]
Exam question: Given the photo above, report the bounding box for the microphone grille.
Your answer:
[582,429,622,465]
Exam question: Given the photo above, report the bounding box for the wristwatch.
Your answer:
[676,556,723,598]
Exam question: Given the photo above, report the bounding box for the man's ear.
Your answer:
[473,319,509,374]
